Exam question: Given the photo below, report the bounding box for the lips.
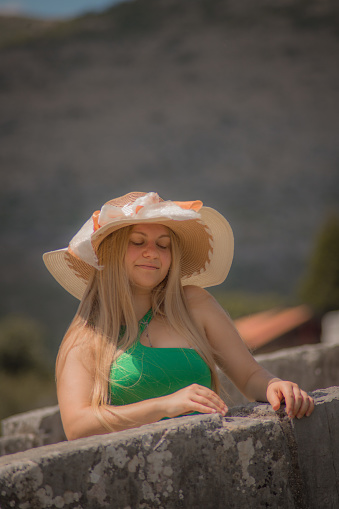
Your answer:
[136,264,159,270]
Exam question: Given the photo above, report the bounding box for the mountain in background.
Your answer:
[1,0,338,351]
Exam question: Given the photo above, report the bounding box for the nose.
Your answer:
[142,241,158,258]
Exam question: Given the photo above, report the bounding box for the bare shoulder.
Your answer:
[183,285,222,310]
[183,284,210,301]
[183,285,214,311]
[183,285,227,325]
[183,285,237,338]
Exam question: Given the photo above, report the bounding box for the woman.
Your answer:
[43,191,314,440]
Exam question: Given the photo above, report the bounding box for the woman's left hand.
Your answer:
[266,380,315,419]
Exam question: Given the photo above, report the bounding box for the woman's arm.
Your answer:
[185,286,314,419]
[57,344,227,440]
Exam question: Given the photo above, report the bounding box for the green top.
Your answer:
[109,309,212,407]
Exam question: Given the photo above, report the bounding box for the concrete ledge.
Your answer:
[0,387,338,509]
[1,405,65,442]
[290,386,339,509]
[0,434,38,458]
[1,405,66,455]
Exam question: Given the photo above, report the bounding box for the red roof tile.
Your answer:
[234,305,313,350]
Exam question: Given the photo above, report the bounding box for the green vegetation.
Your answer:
[0,15,58,49]
[1,0,337,51]
[212,291,289,320]
[299,214,339,314]
[0,0,164,49]
[0,315,57,422]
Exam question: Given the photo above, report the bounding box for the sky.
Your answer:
[0,0,126,19]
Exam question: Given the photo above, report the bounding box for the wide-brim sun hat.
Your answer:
[43,191,234,300]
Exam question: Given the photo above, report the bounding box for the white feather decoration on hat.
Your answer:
[68,218,99,268]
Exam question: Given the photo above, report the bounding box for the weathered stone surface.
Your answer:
[0,412,296,509]
[0,435,38,457]
[0,384,338,507]
[291,386,339,509]
[1,405,66,447]
[2,386,339,509]
[0,387,337,509]
[322,310,339,345]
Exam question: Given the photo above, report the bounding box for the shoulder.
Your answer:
[183,285,236,339]
[183,285,226,324]
[183,285,220,309]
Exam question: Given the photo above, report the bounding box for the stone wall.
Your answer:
[1,342,339,507]
[0,406,66,457]
[0,387,338,509]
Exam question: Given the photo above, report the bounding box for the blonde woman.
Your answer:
[43,192,314,440]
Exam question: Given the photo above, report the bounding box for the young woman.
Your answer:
[43,191,314,440]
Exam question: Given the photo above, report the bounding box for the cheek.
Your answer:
[124,246,136,271]
[163,251,172,271]
[125,244,138,261]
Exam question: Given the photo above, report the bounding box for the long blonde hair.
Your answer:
[56,224,220,431]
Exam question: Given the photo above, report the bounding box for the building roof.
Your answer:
[234,305,313,351]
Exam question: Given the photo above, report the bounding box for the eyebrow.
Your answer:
[131,231,171,239]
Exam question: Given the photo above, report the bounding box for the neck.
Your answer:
[131,290,152,321]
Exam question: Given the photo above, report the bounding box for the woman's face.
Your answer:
[124,223,172,292]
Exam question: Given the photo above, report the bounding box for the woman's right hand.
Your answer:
[161,384,228,418]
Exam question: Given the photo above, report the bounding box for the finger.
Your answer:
[267,390,282,411]
[296,393,315,419]
[192,395,227,415]
[189,385,227,413]
[190,388,227,413]
[191,384,222,400]
[184,398,227,416]
[306,396,315,417]
[295,395,308,419]
[290,386,304,418]
[197,391,227,413]
[183,403,216,415]
[282,387,296,418]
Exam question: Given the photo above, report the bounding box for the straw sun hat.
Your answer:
[43,192,234,300]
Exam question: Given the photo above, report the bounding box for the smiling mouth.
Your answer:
[137,265,159,270]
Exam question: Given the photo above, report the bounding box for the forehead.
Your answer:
[130,223,170,236]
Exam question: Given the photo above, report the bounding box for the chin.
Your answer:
[131,277,166,292]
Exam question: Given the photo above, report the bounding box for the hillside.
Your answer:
[1,0,339,351]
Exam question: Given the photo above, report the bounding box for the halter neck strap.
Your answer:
[119,309,153,341]
[137,308,153,341]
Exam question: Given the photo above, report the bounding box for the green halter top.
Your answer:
[109,309,212,407]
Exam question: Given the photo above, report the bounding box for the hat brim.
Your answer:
[43,206,234,300]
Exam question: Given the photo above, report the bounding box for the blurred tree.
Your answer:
[0,315,57,421]
[0,315,51,374]
[299,214,339,314]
